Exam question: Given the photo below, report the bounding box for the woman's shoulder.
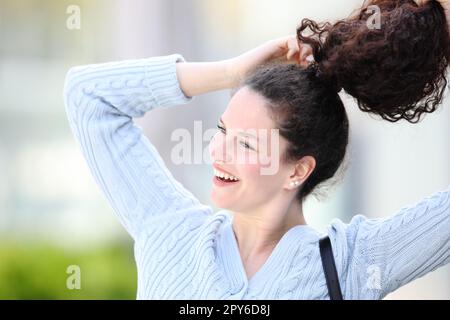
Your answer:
[136,205,229,240]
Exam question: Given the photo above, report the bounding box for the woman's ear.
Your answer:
[295,156,316,181]
[286,156,316,189]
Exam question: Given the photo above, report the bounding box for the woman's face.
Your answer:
[209,87,295,212]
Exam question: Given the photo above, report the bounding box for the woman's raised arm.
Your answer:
[176,35,312,97]
[63,54,214,241]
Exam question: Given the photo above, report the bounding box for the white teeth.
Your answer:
[213,169,239,181]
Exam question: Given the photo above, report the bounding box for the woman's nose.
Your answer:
[209,132,232,163]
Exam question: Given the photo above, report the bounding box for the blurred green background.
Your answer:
[0,240,136,299]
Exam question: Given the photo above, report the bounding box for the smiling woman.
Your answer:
[63,0,450,300]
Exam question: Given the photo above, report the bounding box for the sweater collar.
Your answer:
[216,209,319,290]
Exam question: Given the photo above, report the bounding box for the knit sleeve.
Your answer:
[63,54,212,241]
[327,185,450,299]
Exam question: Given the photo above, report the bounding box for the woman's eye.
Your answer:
[216,124,254,150]
[217,124,226,134]
[240,141,253,150]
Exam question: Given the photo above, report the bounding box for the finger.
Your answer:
[299,46,311,60]
[299,45,313,64]
[286,50,299,62]
[287,48,298,61]
[306,55,315,64]
[413,0,430,5]
[288,36,300,51]
[286,37,300,60]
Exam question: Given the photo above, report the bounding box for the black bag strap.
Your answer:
[319,235,343,300]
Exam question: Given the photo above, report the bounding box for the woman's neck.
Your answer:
[230,199,306,261]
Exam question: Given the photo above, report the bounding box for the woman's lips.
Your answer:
[212,176,240,187]
[212,163,238,178]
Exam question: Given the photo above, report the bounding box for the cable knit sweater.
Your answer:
[63,54,450,300]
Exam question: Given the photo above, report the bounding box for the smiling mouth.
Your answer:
[215,176,239,182]
[213,168,240,182]
[213,176,240,186]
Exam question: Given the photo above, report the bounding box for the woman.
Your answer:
[64,0,449,299]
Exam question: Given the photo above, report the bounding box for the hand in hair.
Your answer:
[175,35,313,97]
[228,35,313,87]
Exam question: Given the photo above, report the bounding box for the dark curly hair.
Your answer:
[240,0,449,202]
[298,0,450,123]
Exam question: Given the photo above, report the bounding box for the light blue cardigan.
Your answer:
[63,54,450,299]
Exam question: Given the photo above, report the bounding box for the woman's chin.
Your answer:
[211,191,235,210]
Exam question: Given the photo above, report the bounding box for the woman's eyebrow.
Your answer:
[237,130,258,141]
